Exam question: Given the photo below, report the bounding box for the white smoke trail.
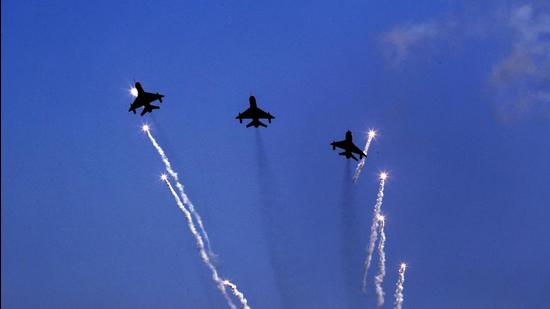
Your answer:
[394,263,407,309]
[374,215,387,308]
[162,176,250,309]
[353,130,376,183]
[143,125,216,259]
[143,125,249,308]
[223,279,250,309]
[362,173,387,293]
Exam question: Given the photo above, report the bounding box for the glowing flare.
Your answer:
[130,87,138,97]
[160,174,168,181]
[380,172,388,180]
[142,124,150,132]
[368,130,377,138]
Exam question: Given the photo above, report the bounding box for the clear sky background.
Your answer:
[2,1,550,308]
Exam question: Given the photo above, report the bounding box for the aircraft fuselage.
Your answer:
[129,82,164,116]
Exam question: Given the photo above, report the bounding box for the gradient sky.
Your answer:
[2,1,550,308]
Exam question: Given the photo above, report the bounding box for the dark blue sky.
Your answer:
[2,1,550,308]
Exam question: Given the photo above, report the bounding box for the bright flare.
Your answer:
[380,172,388,180]
[142,124,150,132]
[394,263,408,309]
[363,174,388,293]
[368,130,377,138]
[352,130,378,183]
[130,87,139,97]
[160,174,168,181]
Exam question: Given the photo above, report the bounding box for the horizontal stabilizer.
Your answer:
[246,119,267,128]
[141,105,160,116]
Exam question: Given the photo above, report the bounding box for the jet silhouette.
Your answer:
[236,96,275,128]
[331,130,366,161]
[128,82,165,116]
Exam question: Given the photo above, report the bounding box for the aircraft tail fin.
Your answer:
[135,82,145,95]
[345,130,353,142]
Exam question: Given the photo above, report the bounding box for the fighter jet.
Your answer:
[128,82,165,116]
[236,96,275,128]
[330,130,366,161]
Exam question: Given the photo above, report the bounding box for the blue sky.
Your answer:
[2,1,550,308]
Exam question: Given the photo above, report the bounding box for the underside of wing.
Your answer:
[351,143,366,156]
[255,108,273,119]
[131,97,143,108]
[143,92,160,104]
[332,140,349,149]
[237,108,254,119]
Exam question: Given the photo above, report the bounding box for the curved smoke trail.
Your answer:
[394,263,407,309]
[223,279,250,309]
[144,126,250,308]
[374,215,387,308]
[144,127,216,258]
[162,177,250,309]
[362,174,387,293]
[352,131,376,183]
